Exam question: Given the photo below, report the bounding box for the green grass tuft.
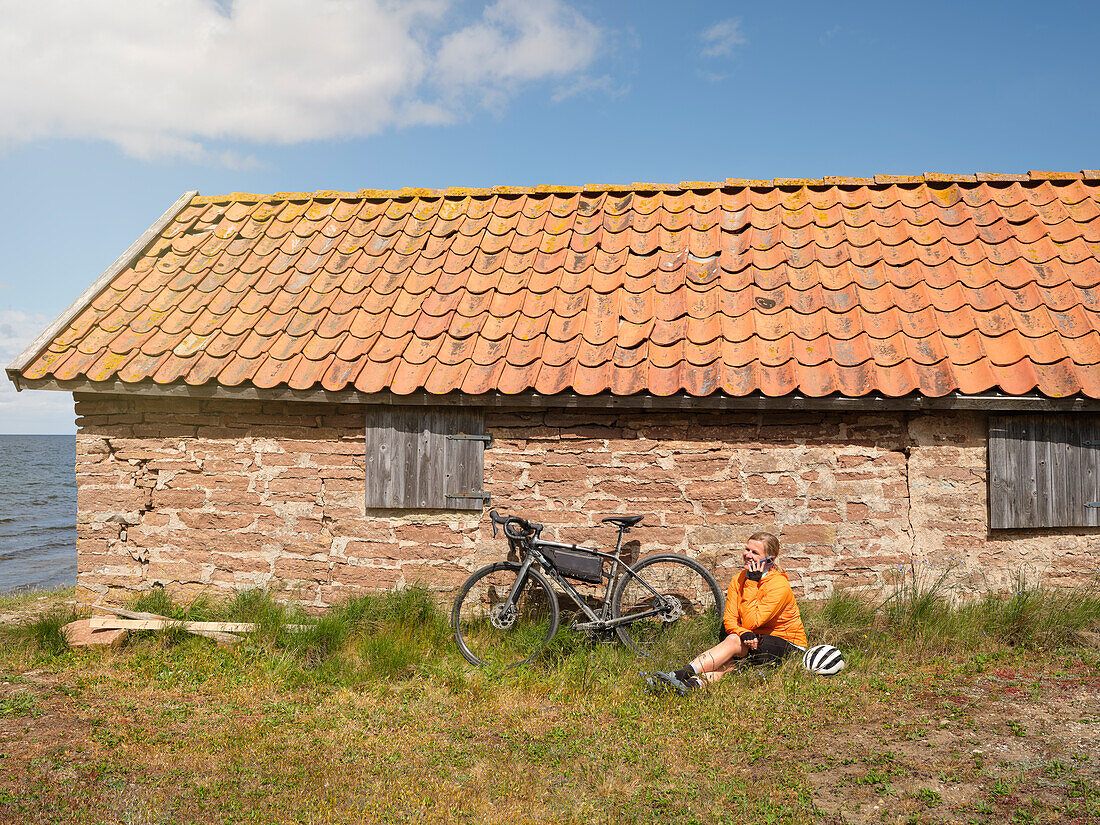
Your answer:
[969,582,1100,648]
[128,587,216,622]
[2,607,74,657]
[805,588,877,648]
[801,569,1100,661]
[128,587,180,619]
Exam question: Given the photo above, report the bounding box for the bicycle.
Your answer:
[452,510,724,669]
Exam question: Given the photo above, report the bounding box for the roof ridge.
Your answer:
[191,171,1100,204]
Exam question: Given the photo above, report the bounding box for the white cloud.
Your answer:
[436,0,600,91]
[0,310,75,435]
[550,74,629,103]
[700,18,746,58]
[0,0,602,163]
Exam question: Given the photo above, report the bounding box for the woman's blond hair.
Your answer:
[747,531,782,571]
[747,531,780,557]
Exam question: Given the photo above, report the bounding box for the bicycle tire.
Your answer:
[611,554,724,668]
[452,562,560,668]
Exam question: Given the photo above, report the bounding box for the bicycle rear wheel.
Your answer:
[611,554,724,669]
[453,562,560,668]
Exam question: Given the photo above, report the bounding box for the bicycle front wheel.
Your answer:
[453,562,560,668]
[611,554,724,669]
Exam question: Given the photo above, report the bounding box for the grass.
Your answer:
[2,606,77,658]
[825,564,1100,659]
[0,575,1096,824]
[0,588,67,612]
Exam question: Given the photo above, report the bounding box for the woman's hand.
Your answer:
[745,558,769,582]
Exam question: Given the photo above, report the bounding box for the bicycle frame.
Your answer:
[503,528,672,631]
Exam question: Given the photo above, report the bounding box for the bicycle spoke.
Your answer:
[453,563,559,668]
[612,555,723,670]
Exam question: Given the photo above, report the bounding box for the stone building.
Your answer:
[7,173,1100,607]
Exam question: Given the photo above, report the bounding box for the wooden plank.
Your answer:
[443,408,486,511]
[1019,415,1042,528]
[16,376,1100,413]
[1006,415,1033,528]
[364,407,383,507]
[991,415,1041,528]
[1078,414,1100,527]
[88,617,310,633]
[988,416,1013,529]
[990,415,1038,528]
[406,407,424,507]
[7,191,199,375]
[1033,414,1057,527]
[1047,414,1071,527]
[382,407,400,508]
[90,617,252,633]
[431,407,454,509]
[414,407,443,509]
[82,603,166,622]
[88,616,242,646]
[366,406,415,508]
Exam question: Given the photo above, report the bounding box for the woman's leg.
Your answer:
[657,634,747,691]
[696,661,740,684]
[689,633,746,676]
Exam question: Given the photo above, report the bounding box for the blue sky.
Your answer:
[2,0,1098,433]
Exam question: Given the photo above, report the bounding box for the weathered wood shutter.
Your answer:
[988,414,1100,528]
[364,406,488,510]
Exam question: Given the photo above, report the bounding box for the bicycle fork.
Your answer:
[499,556,540,619]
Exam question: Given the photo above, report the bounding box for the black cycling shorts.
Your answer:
[744,633,800,666]
[718,628,802,666]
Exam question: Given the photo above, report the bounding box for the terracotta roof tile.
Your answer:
[19,174,1100,398]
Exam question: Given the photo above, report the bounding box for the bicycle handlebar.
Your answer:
[488,509,542,541]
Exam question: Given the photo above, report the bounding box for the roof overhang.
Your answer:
[11,375,1100,412]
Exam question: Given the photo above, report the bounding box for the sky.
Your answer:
[1,0,1098,434]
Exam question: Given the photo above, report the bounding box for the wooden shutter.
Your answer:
[988,414,1100,529]
[364,406,487,510]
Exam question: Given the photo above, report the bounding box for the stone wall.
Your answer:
[73,394,1098,607]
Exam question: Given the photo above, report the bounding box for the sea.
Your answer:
[0,435,77,593]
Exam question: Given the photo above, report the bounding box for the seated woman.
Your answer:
[655,531,807,691]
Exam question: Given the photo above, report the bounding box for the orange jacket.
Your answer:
[723,568,807,647]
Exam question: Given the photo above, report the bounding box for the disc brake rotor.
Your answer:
[658,594,683,622]
[489,603,516,630]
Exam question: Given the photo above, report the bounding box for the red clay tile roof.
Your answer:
[15,172,1100,398]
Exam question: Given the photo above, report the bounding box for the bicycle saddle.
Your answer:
[601,515,643,528]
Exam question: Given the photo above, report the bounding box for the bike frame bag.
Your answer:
[546,547,603,584]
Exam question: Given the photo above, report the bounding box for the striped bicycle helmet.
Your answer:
[802,644,845,675]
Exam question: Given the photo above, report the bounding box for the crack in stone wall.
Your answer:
[899,413,916,562]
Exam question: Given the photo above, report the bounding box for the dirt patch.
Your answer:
[807,665,1100,823]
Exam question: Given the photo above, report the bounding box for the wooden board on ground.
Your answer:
[89,617,259,633]
[87,615,310,633]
